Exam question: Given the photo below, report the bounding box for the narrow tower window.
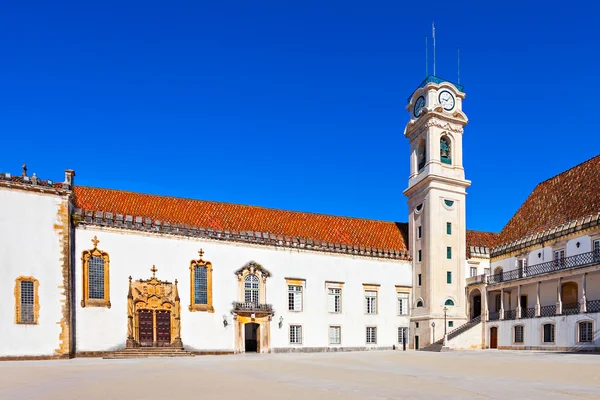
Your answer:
[446,222,452,235]
[440,136,451,164]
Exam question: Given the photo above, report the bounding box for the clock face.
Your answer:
[438,90,455,111]
[413,96,425,118]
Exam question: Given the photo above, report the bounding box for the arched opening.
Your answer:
[444,299,455,306]
[416,300,424,307]
[244,274,260,304]
[493,267,504,283]
[440,135,451,164]
[561,282,578,313]
[244,322,260,352]
[417,139,427,170]
[469,289,482,320]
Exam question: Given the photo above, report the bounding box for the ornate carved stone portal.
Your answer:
[126,266,182,348]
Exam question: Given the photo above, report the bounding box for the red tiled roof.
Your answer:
[497,154,600,246]
[73,186,409,252]
[467,230,500,249]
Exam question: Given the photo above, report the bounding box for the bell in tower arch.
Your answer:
[440,136,451,164]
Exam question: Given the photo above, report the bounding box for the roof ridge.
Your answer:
[75,185,404,225]
[535,153,600,187]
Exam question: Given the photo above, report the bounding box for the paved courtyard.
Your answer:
[1,350,599,399]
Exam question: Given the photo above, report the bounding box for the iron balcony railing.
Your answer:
[488,250,600,285]
[232,301,273,314]
[587,299,600,313]
[521,307,536,319]
[504,310,517,320]
[540,304,556,317]
[489,311,500,321]
[562,302,580,316]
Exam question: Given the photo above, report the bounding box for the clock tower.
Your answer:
[403,76,470,348]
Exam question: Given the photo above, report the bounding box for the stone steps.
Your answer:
[419,343,451,352]
[104,347,196,359]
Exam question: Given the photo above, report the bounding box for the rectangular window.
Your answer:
[418,274,422,286]
[365,291,377,314]
[20,280,35,323]
[88,256,105,300]
[288,285,303,312]
[554,249,565,267]
[470,267,477,277]
[415,322,419,328]
[397,293,409,315]
[446,271,452,284]
[594,240,600,260]
[484,268,490,275]
[418,226,422,239]
[194,266,208,305]
[418,250,422,262]
[290,325,302,344]
[448,321,454,328]
[543,324,555,343]
[514,325,524,343]
[446,222,452,235]
[366,327,377,344]
[398,327,408,344]
[328,287,342,313]
[329,326,341,345]
[579,322,593,343]
[447,247,452,259]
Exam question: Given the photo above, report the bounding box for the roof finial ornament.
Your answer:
[22,164,27,177]
[198,249,204,259]
[91,236,100,248]
[150,265,158,278]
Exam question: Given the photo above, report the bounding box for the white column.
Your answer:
[484,287,489,322]
[556,277,562,315]
[499,288,505,320]
[535,282,541,317]
[516,285,522,319]
[581,273,587,313]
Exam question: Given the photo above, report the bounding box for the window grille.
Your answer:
[543,324,555,343]
[290,325,302,344]
[20,280,35,323]
[328,288,342,313]
[398,327,408,344]
[397,293,409,315]
[88,256,105,300]
[366,327,377,344]
[470,267,477,277]
[288,285,303,311]
[329,326,341,345]
[194,266,208,304]
[514,325,524,343]
[244,274,260,303]
[365,291,377,314]
[579,321,593,343]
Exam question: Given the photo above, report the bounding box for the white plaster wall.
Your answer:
[0,188,65,357]
[447,323,483,350]
[487,312,600,349]
[74,227,412,352]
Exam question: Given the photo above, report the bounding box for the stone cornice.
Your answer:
[404,111,467,142]
[490,212,600,258]
[73,209,412,261]
[0,170,73,196]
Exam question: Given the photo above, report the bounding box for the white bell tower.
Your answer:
[403,77,470,348]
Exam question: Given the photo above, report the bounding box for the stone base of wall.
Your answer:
[272,346,394,353]
[0,354,71,362]
[497,346,600,352]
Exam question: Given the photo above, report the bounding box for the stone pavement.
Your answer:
[1,350,599,399]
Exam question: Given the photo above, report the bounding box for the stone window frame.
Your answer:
[189,249,214,313]
[81,236,111,308]
[235,261,271,304]
[513,325,525,344]
[444,298,455,307]
[416,298,424,308]
[289,324,303,345]
[577,320,594,343]
[286,278,305,312]
[326,281,343,314]
[470,267,478,277]
[396,287,410,316]
[15,276,40,324]
[329,325,342,345]
[542,322,556,344]
[366,326,377,344]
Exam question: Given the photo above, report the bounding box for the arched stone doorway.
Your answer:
[469,288,482,320]
[126,266,182,348]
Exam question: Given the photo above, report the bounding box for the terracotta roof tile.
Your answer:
[73,186,409,252]
[497,154,600,246]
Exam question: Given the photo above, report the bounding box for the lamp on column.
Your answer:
[431,322,436,343]
[222,314,228,327]
[278,316,284,329]
[443,306,448,337]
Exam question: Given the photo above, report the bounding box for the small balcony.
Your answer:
[232,301,274,315]
[488,250,600,285]
[467,274,486,286]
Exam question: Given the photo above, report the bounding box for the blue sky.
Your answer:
[1,1,598,233]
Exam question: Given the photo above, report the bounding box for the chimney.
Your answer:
[64,170,76,188]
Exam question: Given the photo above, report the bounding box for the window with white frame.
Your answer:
[397,293,409,315]
[329,326,341,345]
[366,327,377,344]
[365,291,377,314]
[484,268,490,275]
[328,287,342,313]
[288,285,303,311]
[554,249,566,268]
[514,325,524,343]
[518,258,528,276]
[398,327,408,344]
[244,274,260,303]
[543,323,555,343]
[289,325,302,344]
[579,321,593,343]
[470,267,477,277]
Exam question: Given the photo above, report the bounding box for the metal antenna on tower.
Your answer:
[457,48,461,84]
[425,36,428,77]
[432,22,436,76]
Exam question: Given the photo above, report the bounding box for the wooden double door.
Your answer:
[138,309,171,347]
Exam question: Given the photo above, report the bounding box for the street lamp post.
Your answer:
[443,306,448,337]
[431,322,436,343]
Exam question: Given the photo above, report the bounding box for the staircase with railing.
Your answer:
[419,316,482,352]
